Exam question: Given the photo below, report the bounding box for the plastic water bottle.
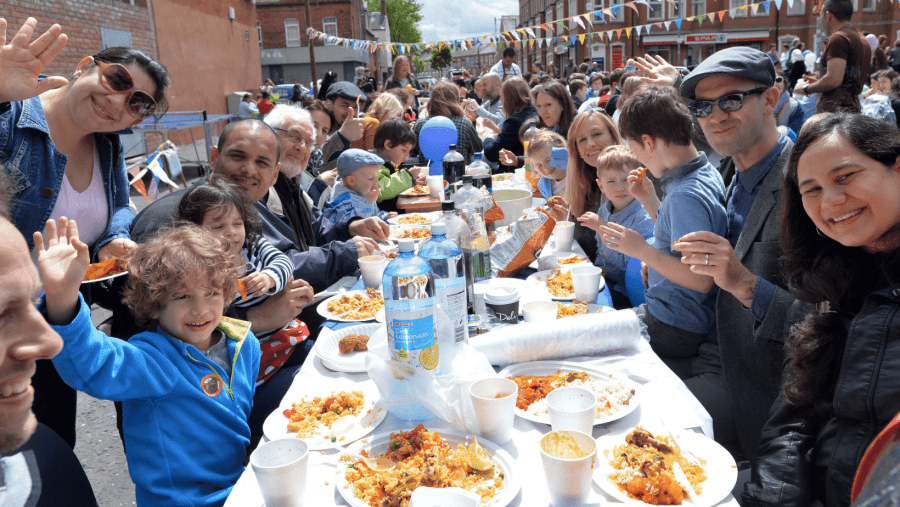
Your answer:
[453,176,492,297]
[466,152,491,177]
[442,144,466,200]
[419,223,469,345]
[382,239,439,373]
[436,200,475,312]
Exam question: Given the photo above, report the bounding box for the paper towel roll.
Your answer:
[470,309,642,366]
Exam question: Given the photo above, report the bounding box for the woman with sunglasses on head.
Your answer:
[743,113,900,507]
[0,17,170,448]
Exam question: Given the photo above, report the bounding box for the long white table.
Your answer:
[226,330,739,507]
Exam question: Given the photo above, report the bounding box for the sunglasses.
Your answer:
[775,76,785,83]
[273,127,314,149]
[687,87,769,118]
[93,59,157,119]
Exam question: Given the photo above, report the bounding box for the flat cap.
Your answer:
[325,81,366,102]
[680,47,776,101]
[337,148,384,179]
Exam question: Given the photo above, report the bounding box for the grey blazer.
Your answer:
[715,139,796,464]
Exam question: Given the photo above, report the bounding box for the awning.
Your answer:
[727,31,770,43]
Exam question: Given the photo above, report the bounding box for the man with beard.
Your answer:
[319,82,367,173]
[466,71,504,124]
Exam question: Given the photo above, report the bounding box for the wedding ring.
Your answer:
[705,254,709,265]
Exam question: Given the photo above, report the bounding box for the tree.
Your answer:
[367,0,423,43]
[431,46,453,76]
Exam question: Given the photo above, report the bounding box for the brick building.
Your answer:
[256,0,373,87]
[3,0,263,148]
[516,0,899,72]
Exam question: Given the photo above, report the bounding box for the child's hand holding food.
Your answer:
[242,271,276,299]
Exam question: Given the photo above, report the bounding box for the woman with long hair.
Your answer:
[350,93,402,151]
[532,81,576,137]
[483,77,538,166]
[411,81,482,163]
[743,114,900,507]
[384,55,422,110]
[0,18,171,448]
[545,110,621,262]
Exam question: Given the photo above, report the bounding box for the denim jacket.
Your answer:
[0,97,134,254]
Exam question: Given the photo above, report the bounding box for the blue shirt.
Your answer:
[594,198,655,299]
[645,153,727,335]
[322,182,390,224]
[726,135,788,323]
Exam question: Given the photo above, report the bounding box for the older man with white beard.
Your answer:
[264,105,332,209]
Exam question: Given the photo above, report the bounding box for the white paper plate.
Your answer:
[474,277,553,309]
[388,224,432,243]
[595,428,738,506]
[554,302,613,318]
[498,360,639,426]
[315,323,383,373]
[399,187,432,197]
[317,290,384,323]
[526,267,606,301]
[82,270,128,284]
[262,383,387,450]
[387,212,440,225]
[335,429,521,507]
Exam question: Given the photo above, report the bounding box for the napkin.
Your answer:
[470,309,643,366]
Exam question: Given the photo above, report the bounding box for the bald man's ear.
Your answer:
[271,163,281,186]
[208,146,219,170]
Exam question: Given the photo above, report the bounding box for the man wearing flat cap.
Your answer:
[672,46,798,466]
[320,82,368,173]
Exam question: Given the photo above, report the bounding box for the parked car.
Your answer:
[274,83,312,103]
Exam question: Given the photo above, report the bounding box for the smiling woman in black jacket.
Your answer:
[743,113,900,507]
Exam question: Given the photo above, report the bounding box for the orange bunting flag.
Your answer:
[131,178,150,203]
[579,33,586,44]
[615,28,624,38]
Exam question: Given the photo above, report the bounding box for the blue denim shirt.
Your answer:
[0,97,133,254]
[594,198,655,300]
[322,182,389,225]
[645,153,727,335]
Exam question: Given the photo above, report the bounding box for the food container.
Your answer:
[521,301,558,322]
[493,189,533,228]
[484,287,520,324]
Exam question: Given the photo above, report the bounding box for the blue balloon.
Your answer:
[418,116,458,176]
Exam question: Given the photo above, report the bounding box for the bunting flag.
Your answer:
[697,13,705,26]
[148,174,161,203]
[674,18,683,29]
[663,20,672,30]
[574,16,585,29]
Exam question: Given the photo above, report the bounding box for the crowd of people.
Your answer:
[3,0,900,504]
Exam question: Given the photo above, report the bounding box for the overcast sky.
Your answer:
[419,0,519,43]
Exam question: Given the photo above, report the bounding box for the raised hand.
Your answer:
[634,55,680,88]
[577,211,606,233]
[0,17,69,103]
[34,217,89,324]
[338,107,366,142]
[626,168,660,220]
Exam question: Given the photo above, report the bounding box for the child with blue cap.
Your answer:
[525,130,569,201]
[323,149,396,224]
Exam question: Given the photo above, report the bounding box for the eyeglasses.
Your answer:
[687,87,769,118]
[93,59,157,119]
[775,76,785,83]
[273,127,314,149]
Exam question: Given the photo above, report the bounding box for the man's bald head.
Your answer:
[216,119,282,166]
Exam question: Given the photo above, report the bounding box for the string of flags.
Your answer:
[306,0,866,54]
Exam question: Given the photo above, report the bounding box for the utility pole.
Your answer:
[305,0,319,97]
[379,0,388,89]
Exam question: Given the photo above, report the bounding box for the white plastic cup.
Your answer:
[426,175,443,198]
[358,255,387,289]
[553,221,575,252]
[250,438,309,507]
[521,301,558,322]
[570,266,604,304]
[539,430,598,506]
[546,387,597,435]
[514,168,526,180]
[473,284,491,316]
[469,377,518,444]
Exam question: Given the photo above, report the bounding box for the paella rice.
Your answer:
[397,214,430,225]
[341,425,504,507]
[326,288,385,320]
[282,390,366,438]
[508,370,635,421]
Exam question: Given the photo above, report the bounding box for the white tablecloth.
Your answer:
[226,335,739,507]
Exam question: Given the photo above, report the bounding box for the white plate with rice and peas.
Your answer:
[262,382,387,450]
[335,427,521,507]
[498,361,639,426]
[387,212,440,226]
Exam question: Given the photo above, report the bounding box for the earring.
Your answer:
[816,227,827,238]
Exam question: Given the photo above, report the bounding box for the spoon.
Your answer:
[322,439,396,472]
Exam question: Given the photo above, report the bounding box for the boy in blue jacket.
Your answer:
[35,218,260,507]
[323,149,396,224]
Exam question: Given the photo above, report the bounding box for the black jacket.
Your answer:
[743,285,900,507]
[483,105,538,164]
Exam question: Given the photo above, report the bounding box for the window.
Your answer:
[284,18,301,47]
[692,0,706,16]
[257,21,263,48]
[610,0,624,22]
[647,0,664,20]
[729,0,748,17]
[668,0,684,20]
[862,0,875,10]
[323,17,338,37]
[787,0,804,15]
[850,0,858,10]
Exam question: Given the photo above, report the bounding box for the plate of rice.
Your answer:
[262,383,387,450]
[596,426,737,506]
[335,425,521,507]
[499,361,639,426]
[387,212,440,226]
[526,267,606,300]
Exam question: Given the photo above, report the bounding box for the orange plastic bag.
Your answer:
[489,208,556,278]
[484,194,505,225]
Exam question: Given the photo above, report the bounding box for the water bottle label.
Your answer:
[472,251,492,281]
[385,301,438,370]
[436,277,468,343]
